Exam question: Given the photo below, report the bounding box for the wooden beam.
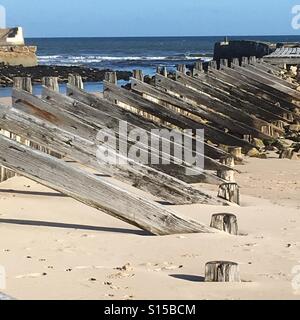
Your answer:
[0,134,216,236]
[13,77,32,93]
[205,68,298,120]
[0,103,225,205]
[175,71,283,138]
[42,76,59,92]
[68,74,84,90]
[102,82,247,158]
[242,64,297,90]
[64,85,234,178]
[37,87,231,184]
[152,75,256,150]
[227,64,300,102]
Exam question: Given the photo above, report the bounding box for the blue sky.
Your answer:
[0,0,300,37]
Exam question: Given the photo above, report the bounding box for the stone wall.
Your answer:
[0,45,37,67]
[214,40,275,62]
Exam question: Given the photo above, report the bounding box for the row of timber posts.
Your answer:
[0,76,66,183]
[135,68,240,204]
[129,68,240,204]
[1,72,241,204]
[0,77,33,182]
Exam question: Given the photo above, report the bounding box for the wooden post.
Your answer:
[218,183,240,205]
[42,77,59,92]
[0,78,33,182]
[279,148,299,160]
[68,74,84,90]
[13,77,32,93]
[195,61,203,71]
[104,71,118,85]
[177,64,187,74]
[208,60,218,69]
[228,147,243,162]
[210,213,238,235]
[205,261,241,282]
[241,56,249,66]
[220,59,229,67]
[217,156,235,182]
[156,66,168,77]
[161,67,168,77]
[132,69,144,82]
[231,58,240,66]
[249,56,257,65]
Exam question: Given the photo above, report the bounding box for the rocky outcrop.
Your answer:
[0,64,132,87]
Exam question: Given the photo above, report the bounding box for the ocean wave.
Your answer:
[38,54,212,65]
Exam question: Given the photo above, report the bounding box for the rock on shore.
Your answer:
[0,65,132,87]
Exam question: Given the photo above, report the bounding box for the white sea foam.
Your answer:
[38,54,212,65]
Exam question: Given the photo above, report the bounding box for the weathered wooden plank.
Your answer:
[134,77,267,148]
[242,64,297,90]
[103,80,255,151]
[0,134,216,235]
[205,68,297,119]
[22,87,229,184]
[189,70,289,128]
[149,76,257,149]
[132,76,286,129]
[13,77,32,93]
[65,84,234,178]
[42,76,59,92]
[68,74,84,89]
[226,64,300,102]
[175,71,283,138]
[0,103,225,205]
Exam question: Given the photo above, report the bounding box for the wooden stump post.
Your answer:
[220,59,229,67]
[156,66,168,77]
[241,56,249,66]
[13,77,32,93]
[208,60,218,69]
[231,58,240,66]
[228,146,243,162]
[217,156,235,182]
[280,148,299,160]
[104,71,118,85]
[195,61,203,72]
[133,69,144,82]
[249,56,257,65]
[218,183,240,205]
[177,64,187,74]
[42,76,59,92]
[210,213,238,235]
[205,261,241,282]
[68,74,84,90]
[0,77,32,182]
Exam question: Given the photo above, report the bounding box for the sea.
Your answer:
[1,35,300,96]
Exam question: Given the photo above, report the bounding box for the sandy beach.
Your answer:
[0,92,299,300]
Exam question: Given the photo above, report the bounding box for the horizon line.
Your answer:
[24,34,300,39]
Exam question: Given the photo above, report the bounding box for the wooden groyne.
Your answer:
[0,56,299,235]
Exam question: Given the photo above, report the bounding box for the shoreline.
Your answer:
[0,65,132,87]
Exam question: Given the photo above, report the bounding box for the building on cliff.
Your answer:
[0,27,37,67]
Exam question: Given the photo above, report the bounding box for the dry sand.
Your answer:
[0,96,300,300]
